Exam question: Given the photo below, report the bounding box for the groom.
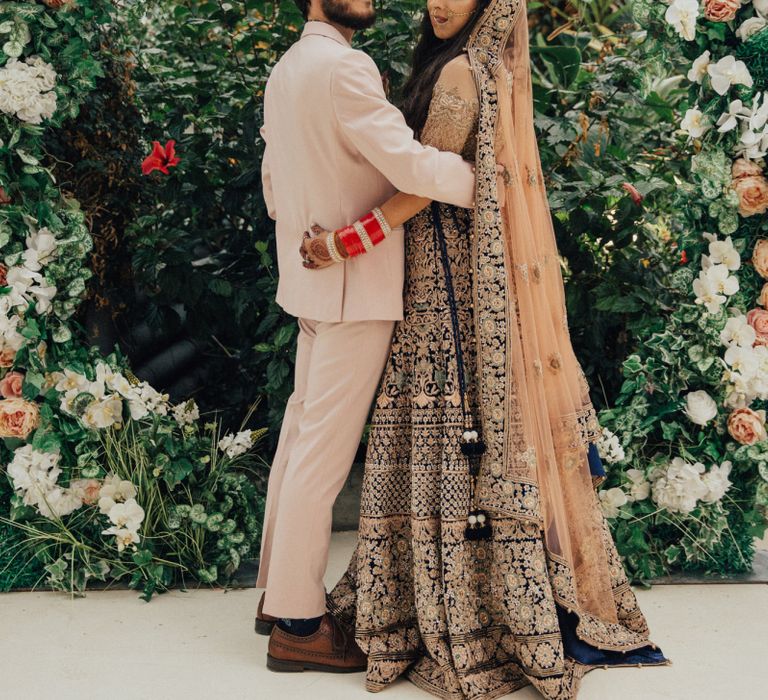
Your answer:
[255,0,475,672]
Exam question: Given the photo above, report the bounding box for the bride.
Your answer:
[303,1,669,697]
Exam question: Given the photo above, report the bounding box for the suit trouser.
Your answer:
[255,317,395,618]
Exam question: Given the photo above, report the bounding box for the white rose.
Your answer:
[754,0,768,18]
[737,16,768,41]
[684,390,719,426]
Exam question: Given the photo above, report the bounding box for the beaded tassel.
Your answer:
[461,418,491,541]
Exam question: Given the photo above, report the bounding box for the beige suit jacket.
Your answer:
[261,21,475,322]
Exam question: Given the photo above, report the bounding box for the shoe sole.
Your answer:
[254,617,275,636]
[266,654,366,673]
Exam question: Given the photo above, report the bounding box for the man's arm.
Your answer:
[330,51,475,209]
[260,125,277,221]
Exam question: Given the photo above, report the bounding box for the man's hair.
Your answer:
[294,0,309,19]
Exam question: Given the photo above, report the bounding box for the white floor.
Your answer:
[1,530,766,700]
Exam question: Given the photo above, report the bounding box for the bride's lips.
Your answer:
[431,14,449,25]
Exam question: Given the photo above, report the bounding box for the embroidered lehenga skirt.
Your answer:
[326,202,667,700]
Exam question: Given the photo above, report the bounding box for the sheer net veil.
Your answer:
[467,0,620,623]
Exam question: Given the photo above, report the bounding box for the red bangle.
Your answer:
[337,224,365,257]
[359,211,386,246]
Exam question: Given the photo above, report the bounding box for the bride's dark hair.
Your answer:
[401,2,491,135]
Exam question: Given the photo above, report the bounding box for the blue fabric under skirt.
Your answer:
[587,441,606,480]
[555,441,668,666]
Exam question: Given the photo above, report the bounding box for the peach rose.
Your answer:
[0,397,40,439]
[727,407,767,446]
[747,308,768,346]
[0,348,16,368]
[703,0,740,21]
[0,371,24,398]
[0,263,7,286]
[759,283,768,308]
[70,479,102,506]
[732,160,768,217]
[753,239,768,280]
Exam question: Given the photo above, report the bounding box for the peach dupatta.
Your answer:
[467,0,621,628]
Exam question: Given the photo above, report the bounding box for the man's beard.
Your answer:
[321,0,376,30]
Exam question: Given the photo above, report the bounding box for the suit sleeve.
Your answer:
[330,51,475,208]
[260,124,277,221]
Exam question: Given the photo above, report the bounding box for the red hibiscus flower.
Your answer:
[142,139,181,176]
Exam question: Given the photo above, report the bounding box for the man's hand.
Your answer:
[300,225,338,270]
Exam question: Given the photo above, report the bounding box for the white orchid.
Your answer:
[716,99,750,133]
[735,125,768,160]
[707,55,754,96]
[665,0,699,41]
[81,394,124,429]
[684,390,719,426]
[599,488,629,518]
[687,50,711,83]
[705,236,741,271]
[720,313,756,348]
[693,264,739,314]
[22,227,58,272]
[106,498,145,531]
[98,474,138,515]
[680,107,711,138]
[724,343,761,376]
[101,526,141,552]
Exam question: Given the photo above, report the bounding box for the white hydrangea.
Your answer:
[701,461,733,504]
[625,469,651,502]
[172,399,199,426]
[6,445,84,519]
[596,427,625,464]
[218,429,255,458]
[650,457,709,514]
[0,56,58,124]
[599,488,628,519]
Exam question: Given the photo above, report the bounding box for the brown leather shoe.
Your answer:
[254,592,278,636]
[267,612,367,673]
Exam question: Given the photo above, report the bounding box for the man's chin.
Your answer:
[326,8,377,31]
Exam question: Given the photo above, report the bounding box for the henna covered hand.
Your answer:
[301,225,341,270]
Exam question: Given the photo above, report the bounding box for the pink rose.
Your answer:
[747,308,768,346]
[0,348,16,368]
[0,397,40,439]
[70,479,102,506]
[753,239,768,280]
[0,371,24,398]
[759,283,768,308]
[703,0,740,22]
[727,407,767,446]
[732,159,768,217]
